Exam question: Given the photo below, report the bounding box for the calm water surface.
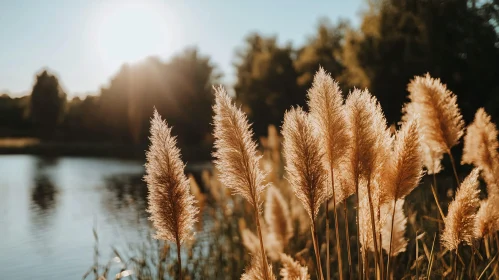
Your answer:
[0,155,151,280]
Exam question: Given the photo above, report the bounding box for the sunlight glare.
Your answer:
[90,0,173,68]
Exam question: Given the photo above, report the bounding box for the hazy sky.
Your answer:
[0,0,362,97]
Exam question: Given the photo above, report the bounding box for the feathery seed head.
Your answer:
[282,107,328,221]
[212,86,268,209]
[307,67,350,171]
[279,254,310,280]
[384,119,424,203]
[145,110,198,244]
[403,73,464,154]
[345,88,392,185]
[475,194,499,238]
[308,67,354,200]
[462,108,499,186]
[442,168,481,250]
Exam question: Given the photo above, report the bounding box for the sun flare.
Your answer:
[90,0,173,67]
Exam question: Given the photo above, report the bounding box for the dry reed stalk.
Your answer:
[307,67,352,280]
[403,74,464,184]
[381,199,408,256]
[442,168,481,251]
[463,108,499,187]
[212,86,271,279]
[282,107,328,280]
[145,110,199,279]
[345,88,392,277]
[280,254,311,280]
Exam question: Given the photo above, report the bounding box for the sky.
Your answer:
[0,0,363,97]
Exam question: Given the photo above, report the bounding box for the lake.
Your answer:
[0,155,151,280]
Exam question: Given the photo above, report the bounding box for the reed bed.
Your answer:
[87,69,499,279]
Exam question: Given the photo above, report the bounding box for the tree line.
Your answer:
[0,0,498,160]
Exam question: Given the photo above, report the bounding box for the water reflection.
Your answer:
[103,174,148,212]
[31,173,58,211]
[0,155,146,280]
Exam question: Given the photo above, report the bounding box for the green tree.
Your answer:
[29,70,67,138]
[234,33,302,136]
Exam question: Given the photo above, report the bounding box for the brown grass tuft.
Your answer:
[403,73,464,155]
[282,107,328,221]
[475,192,499,238]
[279,254,310,280]
[345,88,391,190]
[441,168,481,250]
[145,110,198,244]
[307,67,352,197]
[384,119,424,203]
[462,108,499,186]
[212,86,268,208]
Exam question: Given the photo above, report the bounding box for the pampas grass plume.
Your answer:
[442,168,481,250]
[462,108,499,186]
[403,73,464,154]
[282,107,328,221]
[145,110,198,244]
[280,254,310,280]
[384,119,424,203]
[212,86,268,208]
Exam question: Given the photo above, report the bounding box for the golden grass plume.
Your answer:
[384,119,424,203]
[282,107,328,221]
[475,192,499,238]
[212,86,268,208]
[145,110,198,244]
[441,168,481,250]
[345,88,391,188]
[403,73,464,155]
[462,108,499,186]
[307,67,351,196]
[279,254,310,280]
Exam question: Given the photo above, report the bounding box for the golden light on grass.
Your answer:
[403,73,464,182]
[345,88,391,276]
[279,254,310,280]
[282,106,327,279]
[144,110,199,279]
[212,86,271,279]
[381,199,408,257]
[462,108,499,187]
[442,168,481,251]
[307,67,351,280]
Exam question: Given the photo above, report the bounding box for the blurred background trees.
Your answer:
[0,0,498,160]
[29,70,67,138]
